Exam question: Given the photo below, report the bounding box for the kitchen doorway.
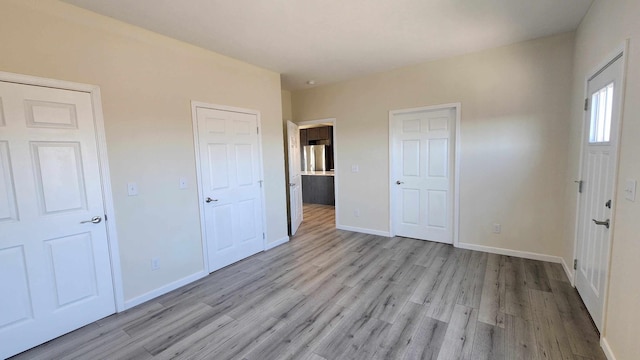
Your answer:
[287,118,337,236]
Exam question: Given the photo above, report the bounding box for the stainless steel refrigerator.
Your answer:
[303,145,328,171]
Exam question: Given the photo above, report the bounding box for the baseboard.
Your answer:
[456,242,563,264]
[123,270,207,310]
[336,224,391,237]
[600,337,617,360]
[265,236,289,250]
[561,257,575,284]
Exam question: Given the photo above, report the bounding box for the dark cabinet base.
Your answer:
[302,175,335,205]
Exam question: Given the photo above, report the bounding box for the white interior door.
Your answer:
[575,55,624,332]
[0,81,115,358]
[196,106,264,273]
[391,106,455,243]
[287,120,303,235]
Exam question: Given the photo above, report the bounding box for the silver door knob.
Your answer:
[80,216,102,224]
[205,197,218,203]
[592,219,610,229]
[396,181,404,185]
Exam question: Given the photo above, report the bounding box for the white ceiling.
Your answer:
[62,0,593,90]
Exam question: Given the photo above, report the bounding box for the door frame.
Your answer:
[296,118,338,226]
[0,71,125,311]
[388,103,461,246]
[191,101,268,273]
[571,41,628,330]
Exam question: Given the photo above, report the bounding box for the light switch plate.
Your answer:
[127,182,138,196]
[624,179,636,201]
[351,164,359,173]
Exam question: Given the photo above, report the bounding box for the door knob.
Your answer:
[80,216,102,224]
[592,219,610,229]
[289,183,296,187]
[396,181,404,185]
[205,197,218,203]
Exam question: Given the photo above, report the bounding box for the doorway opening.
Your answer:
[286,118,337,236]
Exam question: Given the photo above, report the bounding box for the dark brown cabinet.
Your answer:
[304,126,331,142]
[302,175,335,205]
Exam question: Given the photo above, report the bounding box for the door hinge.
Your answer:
[574,180,583,193]
[262,232,265,240]
[574,259,578,270]
[257,127,259,135]
[104,214,108,221]
[258,180,263,188]
[584,98,589,111]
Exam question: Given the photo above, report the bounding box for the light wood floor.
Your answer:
[12,204,606,360]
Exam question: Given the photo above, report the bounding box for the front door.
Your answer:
[0,80,115,358]
[390,106,456,243]
[575,54,624,332]
[195,106,265,272]
[287,121,303,235]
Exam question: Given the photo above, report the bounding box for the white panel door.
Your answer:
[575,55,623,332]
[287,121,303,235]
[391,107,455,243]
[0,81,115,358]
[196,107,264,272]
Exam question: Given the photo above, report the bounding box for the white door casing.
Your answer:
[193,104,265,273]
[390,105,458,244]
[0,80,116,358]
[287,120,303,235]
[574,52,625,332]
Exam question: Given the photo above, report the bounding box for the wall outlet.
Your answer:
[493,223,501,234]
[624,179,637,201]
[127,182,138,196]
[151,257,160,270]
[354,208,360,217]
[179,177,188,189]
[351,164,359,173]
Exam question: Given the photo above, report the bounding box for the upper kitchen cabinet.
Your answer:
[305,126,331,141]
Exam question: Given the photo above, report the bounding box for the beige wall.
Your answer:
[282,90,293,121]
[292,33,575,258]
[0,0,288,303]
[565,1,640,358]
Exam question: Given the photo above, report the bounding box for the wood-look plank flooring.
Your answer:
[11,204,606,360]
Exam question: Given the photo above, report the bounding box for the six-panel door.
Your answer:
[0,81,115,358]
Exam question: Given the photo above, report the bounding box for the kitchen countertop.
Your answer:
[301,170,335,176]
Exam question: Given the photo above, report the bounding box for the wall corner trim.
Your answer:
[600,337,617,360]
[336,224,391,237]
[122,271,207,311]
[561,257,575,285]
[265,236,289,250]
[456,242,563,264]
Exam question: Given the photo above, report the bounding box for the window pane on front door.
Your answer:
[589,83,614,143]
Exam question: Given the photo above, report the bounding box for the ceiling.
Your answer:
[62,0,593,90]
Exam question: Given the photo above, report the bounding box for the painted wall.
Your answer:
[564,1,640,358]
[0,0,288,303]
[292,32,575,258]
[282,90,293,121]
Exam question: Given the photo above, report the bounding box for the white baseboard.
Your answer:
[456,242,563,264]
[123,270,207,310]
[265,236,289,250]
[561,257,575,284]
[336,224,391,237]
[601,337,617,360]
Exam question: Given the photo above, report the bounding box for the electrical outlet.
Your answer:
[127,182,138,196]
[624,179,637,201]
[151,257,160,270]
[179,177,188,189]
[493,223,501,234]
[354,208,360,217]
[351,164,359,173]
